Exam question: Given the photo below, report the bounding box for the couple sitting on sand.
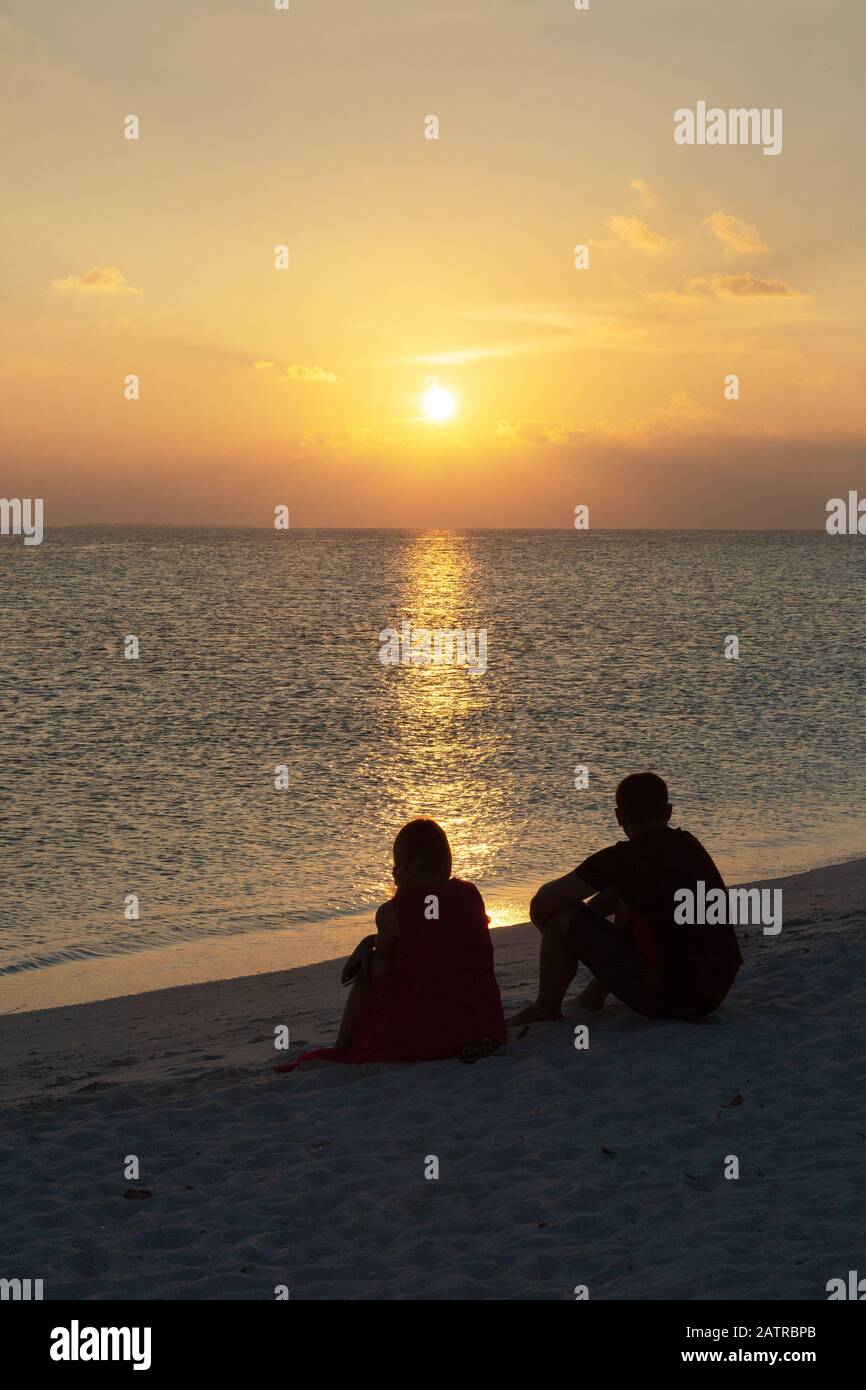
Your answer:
[283,773,742,1070]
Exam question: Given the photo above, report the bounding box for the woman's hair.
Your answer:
[393,818,453,885]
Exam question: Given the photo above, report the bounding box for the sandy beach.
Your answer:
[2,857,864,1301]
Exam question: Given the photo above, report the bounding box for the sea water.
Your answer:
[2,527,864,1000]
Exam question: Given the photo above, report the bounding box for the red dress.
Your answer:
[281,878,506,1068]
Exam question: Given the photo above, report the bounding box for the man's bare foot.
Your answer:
[571,979,609,1013]
[507,1002,564,1026]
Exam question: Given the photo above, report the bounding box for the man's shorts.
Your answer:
[563,902,721,1021]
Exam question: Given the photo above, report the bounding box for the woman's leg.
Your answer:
[334,977,370,1049]
[334,956,393,1049]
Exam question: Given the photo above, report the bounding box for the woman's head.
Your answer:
[392,818,453,888]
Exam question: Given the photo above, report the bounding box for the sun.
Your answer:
[422,381,456,422]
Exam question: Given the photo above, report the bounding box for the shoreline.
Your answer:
[3,846,864,1018]
[2,854,864,1298]
[2,854,863,1100]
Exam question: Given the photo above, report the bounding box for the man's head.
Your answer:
[614,772,672,838]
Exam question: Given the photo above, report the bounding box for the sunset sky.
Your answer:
[2,0,864,527]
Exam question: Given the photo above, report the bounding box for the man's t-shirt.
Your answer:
[576,826,742,1008]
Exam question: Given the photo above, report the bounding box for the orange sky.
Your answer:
[1,0,864,526]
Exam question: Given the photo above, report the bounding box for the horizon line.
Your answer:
[29,523,840,534]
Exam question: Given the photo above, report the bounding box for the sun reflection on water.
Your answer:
[369,531,515,901]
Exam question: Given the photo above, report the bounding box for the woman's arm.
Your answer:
[373,899,400,959]
[340,934,376,984]
[341,901,401,985]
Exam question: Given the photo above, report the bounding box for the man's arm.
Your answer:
[529,872,597,928]
[587,887,621,920]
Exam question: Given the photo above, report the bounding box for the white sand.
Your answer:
[2,858,864,1300]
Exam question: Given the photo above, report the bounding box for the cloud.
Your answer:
[406,309,650,367]
[51,266,141,295]
[345,425,381,444]
[497,418,584,446]
[496,393,720,450]
[497,418,551,445]
[650,272,805,303]
[590,323,648,342]
[457,305,578,330]
[409,334,578,366]
[629,179,659,207]
[279,364,341,383]
[703,212,768,256]
[253,361,341,383]
[639,389,722,430]
[606,215,671,254]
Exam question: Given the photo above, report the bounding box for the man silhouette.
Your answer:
[509,773,741,1024]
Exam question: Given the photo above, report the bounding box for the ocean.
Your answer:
[2,527,864,1002]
